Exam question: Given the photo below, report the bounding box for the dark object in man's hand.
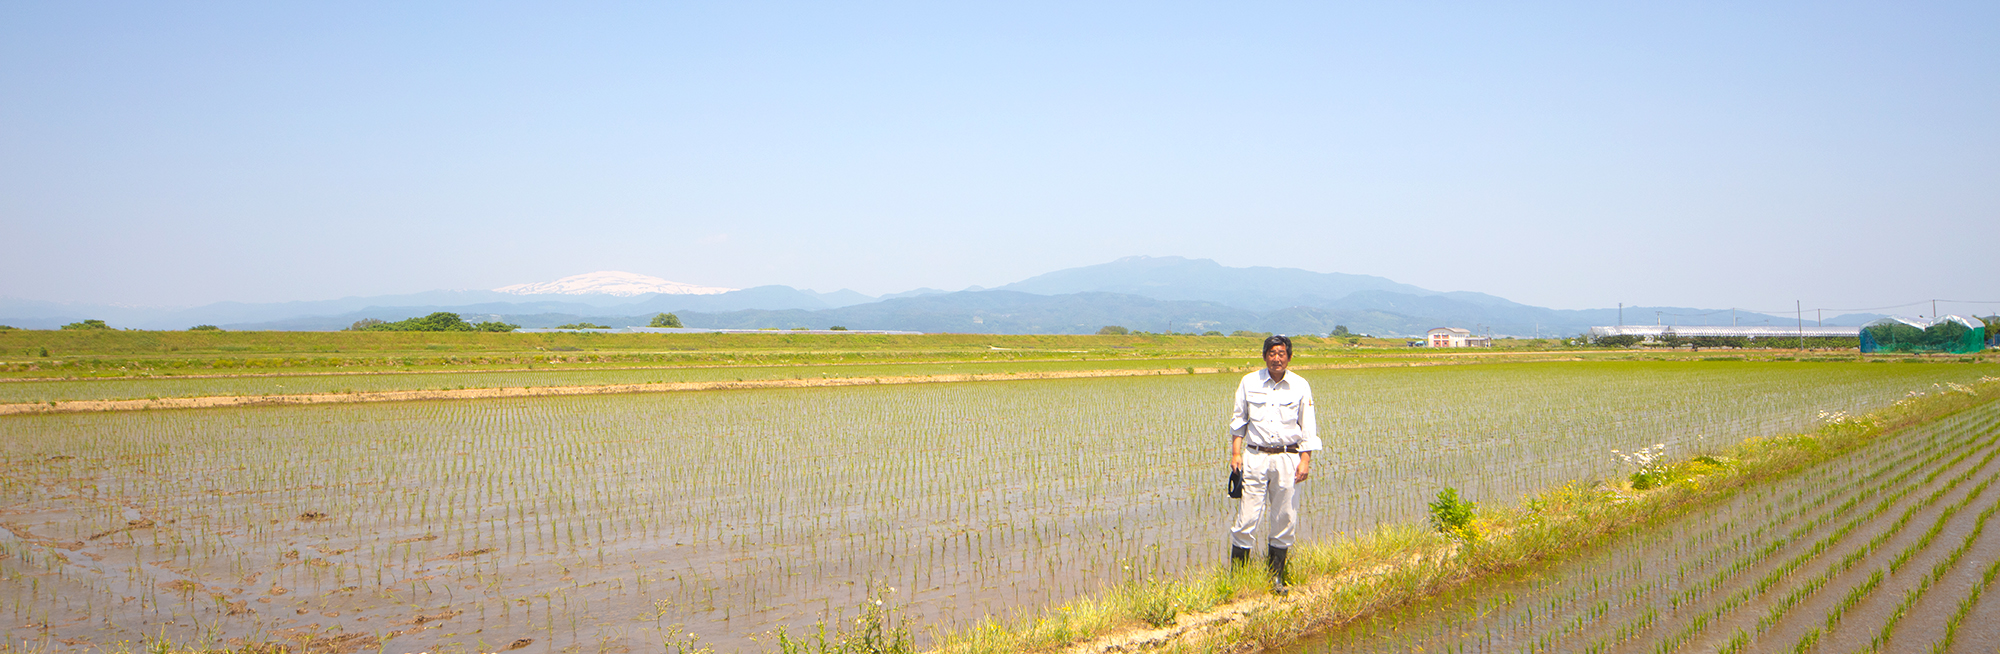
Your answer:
[1228,469,1244,498]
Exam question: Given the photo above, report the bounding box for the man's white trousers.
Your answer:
[1232,449,1299,549]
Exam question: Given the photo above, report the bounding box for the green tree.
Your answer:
[188,325,221,331]
[366,312,476,332]
[555,322,610,330]
[1096,325,1129,335]
[1330,325,1350,337]
[1230,330,1268,338]
[347,318,385,331]
[474,321,520,332]
[1202,331,1223,336]
[61,319,111,330]
[829,325,849,331]
[0,325,16,331]
[650,313,684,328]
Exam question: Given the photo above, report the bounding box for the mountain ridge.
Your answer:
[0,257,1896,335]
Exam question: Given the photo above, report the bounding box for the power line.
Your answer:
[1729,300,2000,316]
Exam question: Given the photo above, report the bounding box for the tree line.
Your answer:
[348,313,519,332]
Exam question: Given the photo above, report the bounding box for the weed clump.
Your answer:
[1613,443,1672,489]
[778,587,914,654]
[1429,487,1479,542]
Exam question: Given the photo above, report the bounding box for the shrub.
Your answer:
[346,318,386,331]
[0,325,15,331]
[474,321,520,332]
[1231,330,1269,338]
[1594,334,1643,347]
[1428,487,1478,542]
[1203,331,1223,336]
[555,322,611,330]
[1097,326,1129,335]
[61,319,111,330]
[651,313,684,328]
[188,325,221,331]
[830,326,849,331]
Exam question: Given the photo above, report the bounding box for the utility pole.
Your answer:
[1933,299,1939,320]
[1732,308,1737,326]
[1797,301,1805,352]
[1817,308,1822,327]
[1619,303,1623,326]
[1656,311,1662,326]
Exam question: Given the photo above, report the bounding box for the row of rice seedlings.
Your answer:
[1283,396,2000,654]
[1592,454,1881,650]
[1668,419,1951,614]
[1926,545,2000,653]
[1764,469,1999,644]
[1608,413,1977,652]
[1293,399,1957,654]
[1639,401,2000,653]
[1640,422,1984,652]
[1742,412,2000,651]
[1857,486,2000,652]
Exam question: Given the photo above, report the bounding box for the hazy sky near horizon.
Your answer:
[4,2,1996,315]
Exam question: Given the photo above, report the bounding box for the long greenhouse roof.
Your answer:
[1589,325,1861,338]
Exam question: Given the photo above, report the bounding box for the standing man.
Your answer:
[1228,334,1319,594]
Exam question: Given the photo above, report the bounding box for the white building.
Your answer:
[1427,327,1492,348]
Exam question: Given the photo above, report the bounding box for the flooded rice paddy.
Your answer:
[0,361,1993,653]
[1285,396,2000,654]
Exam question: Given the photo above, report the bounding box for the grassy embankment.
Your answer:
[908,375,2000,654]
[3,330,1963,406]
[0,330,1443,378]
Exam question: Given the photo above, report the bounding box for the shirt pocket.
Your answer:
[1246,391,1299,425]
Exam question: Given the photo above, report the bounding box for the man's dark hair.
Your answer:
[1263,334,1293,356]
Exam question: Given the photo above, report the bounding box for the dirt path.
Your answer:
[1048,550,1451,654]
[0,360,1508,416]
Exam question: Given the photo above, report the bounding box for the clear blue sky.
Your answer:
[4,2,1996,315]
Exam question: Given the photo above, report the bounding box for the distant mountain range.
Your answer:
[0,256,1889,336]
[492,271,735,297]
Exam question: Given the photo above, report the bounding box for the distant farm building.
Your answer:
[1427,327,1493,348]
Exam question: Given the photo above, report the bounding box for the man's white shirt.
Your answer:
[1229,368,1321,452]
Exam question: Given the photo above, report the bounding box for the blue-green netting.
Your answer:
[1859,315,1988,354]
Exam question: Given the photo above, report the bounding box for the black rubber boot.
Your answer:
[1268,545,1290,595]
[1231,545,1251,567]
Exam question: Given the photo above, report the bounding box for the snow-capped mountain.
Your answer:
[493,271,736,297]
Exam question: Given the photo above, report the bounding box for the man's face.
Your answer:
[1264,344,1290,376]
